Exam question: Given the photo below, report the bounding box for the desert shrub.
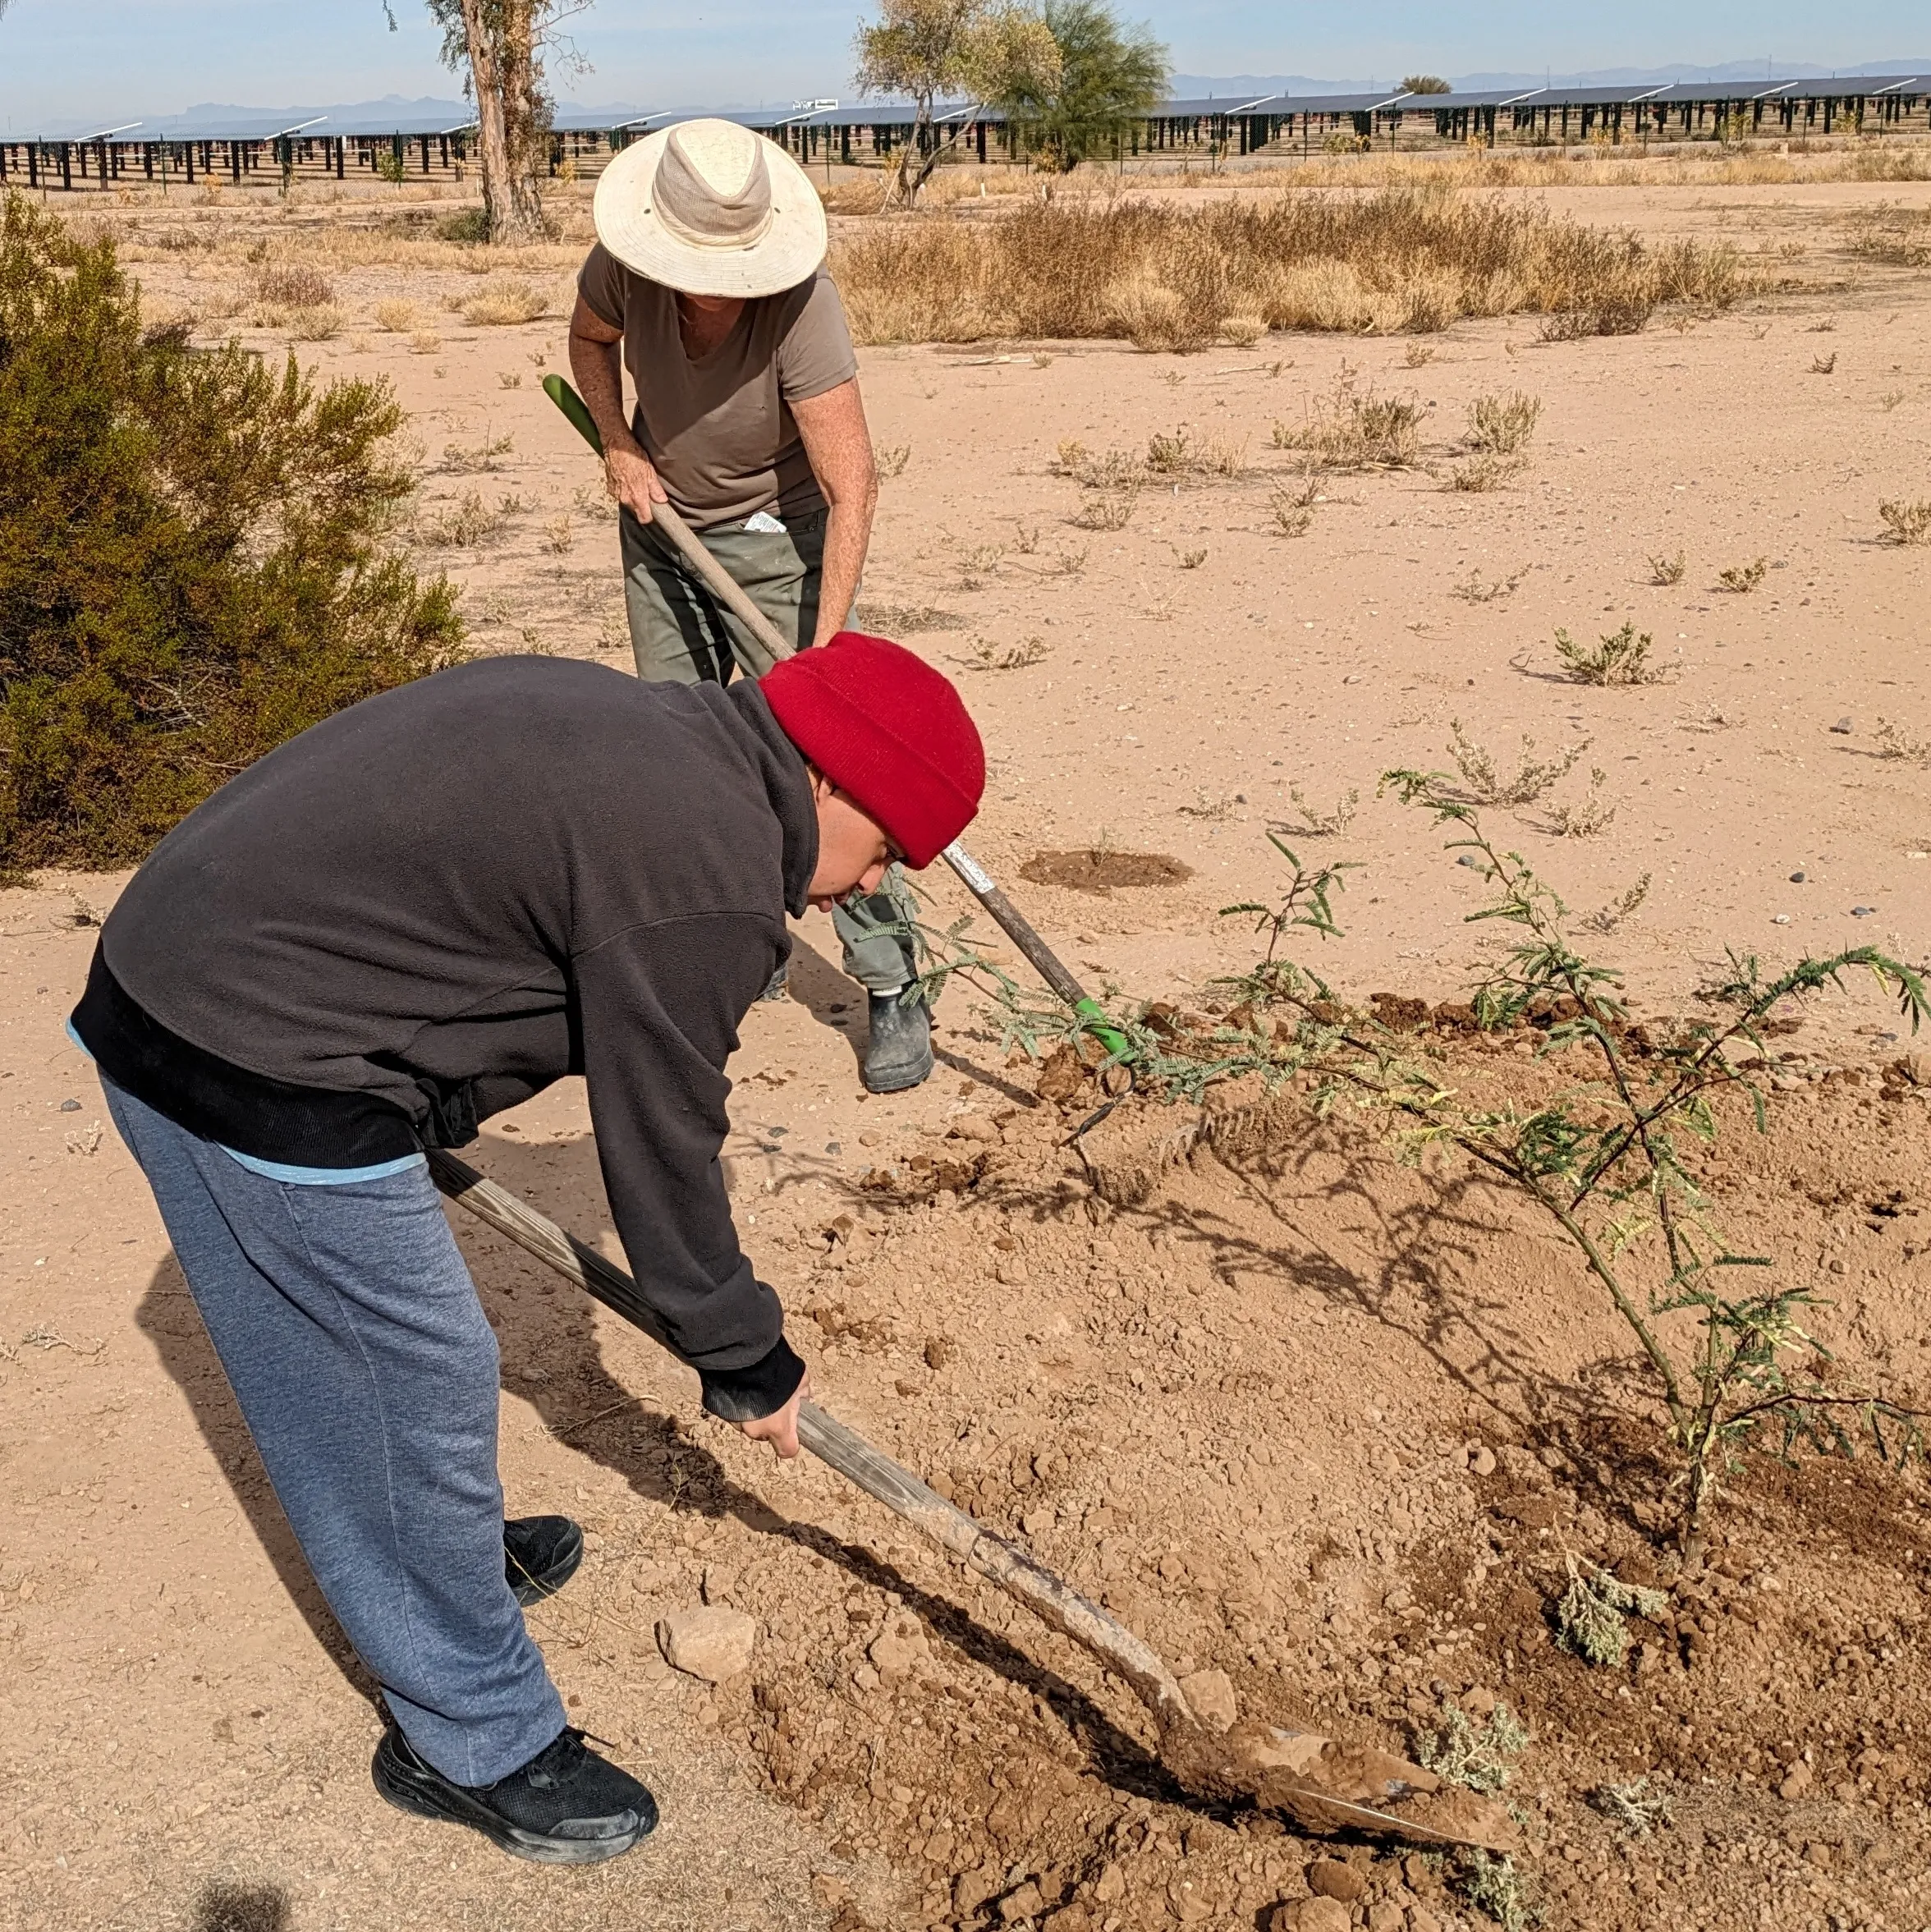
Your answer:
[1468,389,1541,453]
[255,263,334,308]
[1878,498,1931,544]
[1842,201,1931,266]
[1553,621,1661,684]
[458,277,549,326]
[832,182,1745,346]
[0,192,462,873]
[1275,368,1420,468]
[375,297,421,332]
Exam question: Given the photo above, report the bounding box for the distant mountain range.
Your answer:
[37,60,1931,139]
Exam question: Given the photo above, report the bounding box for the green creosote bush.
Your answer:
[0,192,463,876]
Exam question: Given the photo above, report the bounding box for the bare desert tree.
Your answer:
[855,0,1061,208]
[426,0,552,243]
[387,0,581,241]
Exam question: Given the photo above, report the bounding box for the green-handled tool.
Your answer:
[543,373,1128,1059]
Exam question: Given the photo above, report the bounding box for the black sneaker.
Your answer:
[503,1515,584,1607]
[864,989,933,1093]
[372,1724,658,1865]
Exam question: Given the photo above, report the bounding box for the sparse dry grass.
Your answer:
[375,297,422,333]
[833,182,1745,347]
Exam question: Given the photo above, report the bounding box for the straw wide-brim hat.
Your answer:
[593,117,828,299]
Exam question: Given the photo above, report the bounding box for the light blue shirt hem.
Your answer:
[221,1149,429,1186]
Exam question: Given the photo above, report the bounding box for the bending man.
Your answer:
[72,633,984,1865]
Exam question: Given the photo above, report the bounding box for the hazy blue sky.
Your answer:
[3,1,1925,133]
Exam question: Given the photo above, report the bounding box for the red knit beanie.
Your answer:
[760,632,984,869]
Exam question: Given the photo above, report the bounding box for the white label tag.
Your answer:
[943,842,994,894]
[743,510,787,534]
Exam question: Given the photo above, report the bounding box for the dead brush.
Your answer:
[1842,202,1931,268]
[374,297,420,333]
[1145,424,1250,480]
[1445,455,1517,493]
[952,636,1051,672]
[1553,621,1664,685]
[1277,784,1360,836]
[456,277,549,326]
[833,185,1743,346]
[441,431,514,474]
[1809,351,1837,374]
[1874,719,1931,766]
[415,489,515,547]
[1548,768,1617,838]
[1448,719,1589,805]
[874,443,912,480]
[1878,498,1931,545]
[254,263,333,308]
[1467,390,1542,454]
[1451,567,1526,603]
[1275,367,1422,470]
[1074,489,1139,531]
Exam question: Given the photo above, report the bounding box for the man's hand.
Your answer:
[605,441,667,525]
[740,1370,812,1460]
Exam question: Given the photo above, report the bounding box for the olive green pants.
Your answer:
[619,503,919,997]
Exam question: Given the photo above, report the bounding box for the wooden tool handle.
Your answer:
[426,1149,1193,1729]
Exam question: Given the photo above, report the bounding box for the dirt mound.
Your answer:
[1019,850,1195,894]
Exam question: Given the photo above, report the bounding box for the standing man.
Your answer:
[566,117,934,1094]
[71,635,984,1864]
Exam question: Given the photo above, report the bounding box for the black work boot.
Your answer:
[864,987,933,1093]
[503,1515,584,1608]
[373,1723,658,1865]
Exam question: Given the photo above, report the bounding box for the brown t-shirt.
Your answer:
[577,244,859,528]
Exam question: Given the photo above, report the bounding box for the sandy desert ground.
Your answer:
[2,157,1930,1932]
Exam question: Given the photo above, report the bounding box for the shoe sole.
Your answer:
[372,1739,653,1865]
[862,1055,933,1093]
[507,1520,584,1608]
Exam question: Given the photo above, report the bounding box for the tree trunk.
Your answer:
[456,0,546,244]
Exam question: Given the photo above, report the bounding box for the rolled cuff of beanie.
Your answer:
[699,1332,806,1422]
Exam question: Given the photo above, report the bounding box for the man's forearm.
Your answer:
[567,332,638,455]
[814,491,875,649]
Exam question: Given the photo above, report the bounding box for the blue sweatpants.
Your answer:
[103,1079,566,1786]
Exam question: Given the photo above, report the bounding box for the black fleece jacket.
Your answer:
[73,657,814,1418]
